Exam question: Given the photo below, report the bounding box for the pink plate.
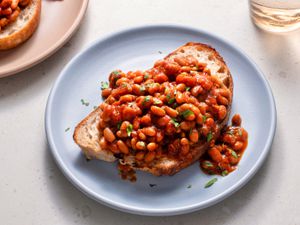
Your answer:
[0,0,89,78]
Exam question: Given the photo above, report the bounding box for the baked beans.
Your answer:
[200,114,248,176]
[99,55,234,167]
[118,163,136,182]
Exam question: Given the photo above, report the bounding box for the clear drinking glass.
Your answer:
[249,0,300,33]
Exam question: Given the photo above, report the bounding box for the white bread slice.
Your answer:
[0,0,41,50]
[73,107,116,162]
[73,42,233,176]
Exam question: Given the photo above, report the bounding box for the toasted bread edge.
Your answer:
[73,107,116,162]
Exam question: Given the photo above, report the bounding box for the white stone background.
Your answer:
[0,0,300,224]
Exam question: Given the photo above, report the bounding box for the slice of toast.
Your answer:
[73,42,233,176]
[0,0,41,50]
[73,106,116,162]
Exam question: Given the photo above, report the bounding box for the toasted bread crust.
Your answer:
[73,107,116,162]
[73,42,233,176]
[167,42,233,92]
[0,0,41,50]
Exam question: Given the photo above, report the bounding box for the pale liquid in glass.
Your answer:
[250,0,300,32]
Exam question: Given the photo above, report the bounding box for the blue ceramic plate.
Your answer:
[45,25,276,216]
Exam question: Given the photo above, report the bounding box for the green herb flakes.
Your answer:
[168,98,175,104]
[65,127,70,132]
[149,183,157,187]
[166,93,171,99]
[166,92,176,104]
[171,118,180,127]
[187,185,192,189]
[207,132,213,142]
[181,110,194,119]
[231,150,238,159]
[186,87,191,91]
[144,74,149,79]
[204,178,218,188]
[112,71,121,75]
[101,81,109,90]
[126,124,133,137]
[202,115,207,123]
[203,161,213,167]
[81,99,89,106]
[142,96,150,106]
[117,121,122,130]
[221,170,229,176]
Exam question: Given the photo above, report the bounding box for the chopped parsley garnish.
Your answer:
[202,115,207,123]
[170,118,180,127]
[93,106,97,109]
[149,183,157,187]
[117,121,122,130]
[222,170,229,176]
[65,127,70,132]
[207,131,213,142]
[181,110,194,119]
[142,96,151,106]
[158,51,162,54]
[112,71,121,83]
[204,178,218,188]
[168,97,175,104]
[100,81,109,90]
[126,124,133,137]
[231,150,238,159]
[203,161,213,167]
[144,74,149,79]
[187,185,192,189]
[80,99,89,106]
[186,87,191,91]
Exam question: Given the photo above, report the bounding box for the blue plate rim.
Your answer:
[45,24,277,216]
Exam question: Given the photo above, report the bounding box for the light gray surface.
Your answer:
[0,0,299,224]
